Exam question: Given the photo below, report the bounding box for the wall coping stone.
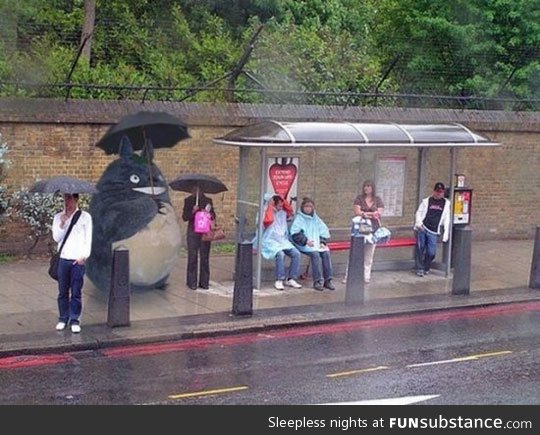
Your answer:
[0,97,539,132]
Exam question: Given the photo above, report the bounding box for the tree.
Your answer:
[371,0,539,105]
[80,0,95,65]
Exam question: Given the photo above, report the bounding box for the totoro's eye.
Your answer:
[130,174,140,184]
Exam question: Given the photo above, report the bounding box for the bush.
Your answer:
[8,189,90,257]
[0,133,11,222]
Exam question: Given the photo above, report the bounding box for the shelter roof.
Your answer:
[213,121,499,148]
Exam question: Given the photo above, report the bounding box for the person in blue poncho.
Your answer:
[290,197,335,291]
[261,194,303,291]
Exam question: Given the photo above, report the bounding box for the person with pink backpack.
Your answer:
[182,186,216,290]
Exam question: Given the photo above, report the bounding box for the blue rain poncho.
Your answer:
[290,210,330,253]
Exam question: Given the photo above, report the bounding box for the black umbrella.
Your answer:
[29,176,97,194]
[96,111,190,155]
[169,174,228,205]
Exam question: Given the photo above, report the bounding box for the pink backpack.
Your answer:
[194,210,212,234]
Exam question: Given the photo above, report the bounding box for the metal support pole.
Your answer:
[443,147,457,276]
[233,242,254,315]
[236,146,249,243]
[107,248,131,327]
[417,147,428,206]
[451,226,471,295]
[529,226,540,289]
[345,236,365,304]
[255,147,267,290]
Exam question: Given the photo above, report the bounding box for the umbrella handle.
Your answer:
[196,186,199,207]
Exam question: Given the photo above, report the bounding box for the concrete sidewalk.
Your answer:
[0,239,539,357]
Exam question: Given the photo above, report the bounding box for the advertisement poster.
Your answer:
[267,157,299,211]
[375,156,406,217]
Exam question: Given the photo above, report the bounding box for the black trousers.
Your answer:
[186,231,211,288]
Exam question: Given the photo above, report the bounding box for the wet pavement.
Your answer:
[0,239,538,357]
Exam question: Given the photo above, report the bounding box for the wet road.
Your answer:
[1,302,539,405]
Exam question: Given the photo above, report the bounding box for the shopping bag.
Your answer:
[373,226,392,244]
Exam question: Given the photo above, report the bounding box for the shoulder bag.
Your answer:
[201,220,226,242]
[48,210,82,281]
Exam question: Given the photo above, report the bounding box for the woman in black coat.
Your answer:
[182,187,216,290]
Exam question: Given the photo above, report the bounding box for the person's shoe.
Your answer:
[274,280,285,290]
[286,279,302,289]
[424,270,430,275]
[341,278,347,284]
[313,280,324,291]
[364,278,371,284]
[55,321,66,331]
[188,284,197,290]
[324,279,335,291]
[70,324,81,333]
[416,270,424,277]
[199,285,209,290]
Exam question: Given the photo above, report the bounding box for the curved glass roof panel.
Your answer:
[214,121,499,147]
[222,121,291,143]
[400,124,476,143]
[281,122,361,143]
[350,123,411,143]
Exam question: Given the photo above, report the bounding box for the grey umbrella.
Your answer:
[29,176,97,194]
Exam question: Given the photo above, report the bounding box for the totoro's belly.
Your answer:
[112,203,182,287]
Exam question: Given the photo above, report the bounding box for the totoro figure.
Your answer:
[87,137,181,292]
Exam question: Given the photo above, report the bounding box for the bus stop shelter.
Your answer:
[213,121,499,289]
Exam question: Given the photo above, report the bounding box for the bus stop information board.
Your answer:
[376,156,406,217]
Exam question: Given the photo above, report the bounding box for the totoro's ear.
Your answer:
[119,136,133,159]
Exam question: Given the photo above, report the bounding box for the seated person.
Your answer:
[290,197,335,291]
[261,194,302,291]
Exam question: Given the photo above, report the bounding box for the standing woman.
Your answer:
[353,180,385,283]
[182,186,216,290]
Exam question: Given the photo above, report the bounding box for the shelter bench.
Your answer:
[298,236,417,280]
[253,231,418,282]
[326,237,416,251]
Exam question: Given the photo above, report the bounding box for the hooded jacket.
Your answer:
[290,210,330,253]
[414,196,451,242]
[258,197,296,260]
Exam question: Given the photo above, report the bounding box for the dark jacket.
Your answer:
[182,194,216,234]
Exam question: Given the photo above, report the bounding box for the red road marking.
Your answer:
[2,302,536,367]
[102,301,540,359]
[0,354,75,370]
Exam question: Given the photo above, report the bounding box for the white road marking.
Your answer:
[327,366,389,378]
[407,350,512,368]
[319,394,440,405]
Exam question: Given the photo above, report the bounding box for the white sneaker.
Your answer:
[55,321,66,331]
[274,280,284,290]
[70,324,81,333]
[286,279,302,289]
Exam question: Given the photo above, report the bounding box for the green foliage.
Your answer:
[0,0,537,105]
[211,242,235,255]
[371,0,539,104]
[8,189,90,256]
[0,253,14,263]
[248,19,389,104]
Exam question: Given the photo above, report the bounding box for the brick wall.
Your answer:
[0,98,538,254]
